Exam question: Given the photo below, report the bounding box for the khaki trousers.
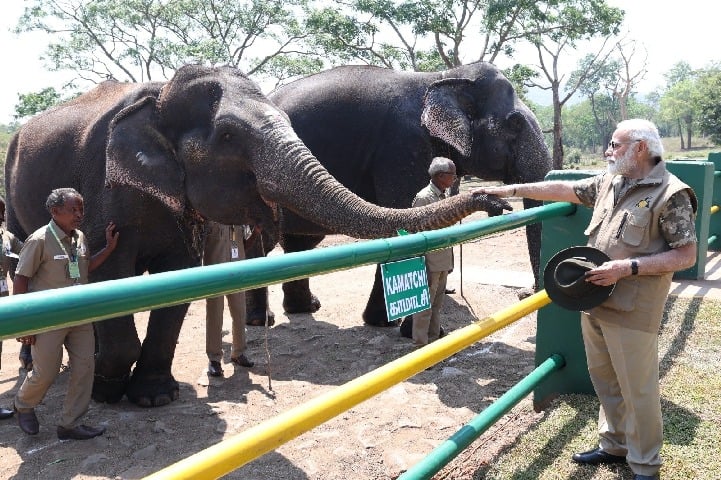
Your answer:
[204,227,247,362]
[412,270,448,346]
[581,312,663,476]
[14,323,95,429]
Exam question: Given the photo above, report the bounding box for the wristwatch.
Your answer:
[630,259,639,275]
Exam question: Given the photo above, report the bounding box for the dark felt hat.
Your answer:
[543,246,615,311]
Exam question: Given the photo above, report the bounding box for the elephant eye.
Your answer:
[221,132,232,142]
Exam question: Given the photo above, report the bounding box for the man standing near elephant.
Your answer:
[474,119,697,480]
[13,188,119,440]
[0,196,23,420]
[204,222,255,377]
[407,157,457,346]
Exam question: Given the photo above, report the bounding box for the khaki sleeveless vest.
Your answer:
[584,161,697,332]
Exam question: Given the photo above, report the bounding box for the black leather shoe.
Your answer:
[16,409,39,435]
[57,424,106,440]
[230,354,254,368]
[572,447,626,465]
[633,475,660,480]
[208,360,224,377]
[445,288,456,294]
[0,408,14,419]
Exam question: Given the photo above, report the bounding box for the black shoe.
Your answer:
[572,447,626,465]
[230,354,254,368]
[208,360,224,377]
[445,288,456,294]
[0,408,14,420]
[16,408,39,435]
[633,475,660,480]
[57,424,106,440]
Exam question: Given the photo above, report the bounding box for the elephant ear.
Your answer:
[105,95,186,215]
[421,78,476,157]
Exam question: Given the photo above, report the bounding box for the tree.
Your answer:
[695,65,721,145]
[524,0,623,169]
[16,0,316,87]
[659,62,698,149]
[14,88,64,120]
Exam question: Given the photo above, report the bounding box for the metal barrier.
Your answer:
[0,202,573,339]
[145,291,552,480]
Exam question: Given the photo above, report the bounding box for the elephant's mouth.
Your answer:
[260,195,279,222]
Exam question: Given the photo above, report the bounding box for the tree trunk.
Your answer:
[677,119,685,150]
[552,95,564,170]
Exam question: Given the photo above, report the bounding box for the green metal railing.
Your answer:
[0,202,574,340]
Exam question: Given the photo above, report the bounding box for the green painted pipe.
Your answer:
[0,202,575,339]
[398,353,566,480]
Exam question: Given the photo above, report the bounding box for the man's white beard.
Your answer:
[606,147,634,176]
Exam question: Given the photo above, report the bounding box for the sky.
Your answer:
[0,0,719,124]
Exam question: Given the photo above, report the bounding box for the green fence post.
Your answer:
[533,170,595,410]
[666,160,713,279]
[706,153,721,252]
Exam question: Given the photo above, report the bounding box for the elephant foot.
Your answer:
[282,294,321,314]
[362,305,395,326]
[92,373,130,404]
[126,375,180,408]
[247,308,276,327]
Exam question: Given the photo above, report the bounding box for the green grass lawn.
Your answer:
[446,297,721,479]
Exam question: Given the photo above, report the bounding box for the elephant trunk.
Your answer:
[253,113,490,238]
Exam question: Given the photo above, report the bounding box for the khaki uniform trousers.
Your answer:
[14,323,95,429]
[204,229,247,362]
[581,311,662,476]
[412,270,448,346]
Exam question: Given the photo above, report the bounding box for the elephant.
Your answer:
[244,61,552,327]
[4,64,511,407]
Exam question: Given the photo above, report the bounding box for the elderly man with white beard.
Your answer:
[473,119,698,480]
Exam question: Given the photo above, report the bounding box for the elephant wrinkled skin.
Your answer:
[246,62,552,326]
[5,64,509,407]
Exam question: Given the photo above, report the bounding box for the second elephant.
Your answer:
[246,61,552,326]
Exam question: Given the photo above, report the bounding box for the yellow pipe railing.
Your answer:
[144,290,551,480]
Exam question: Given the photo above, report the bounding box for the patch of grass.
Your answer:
[445,297,720,480]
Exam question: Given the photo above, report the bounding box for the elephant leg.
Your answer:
[362,265,394,326]
[125,303,187,407]
[280,233,325,314]
[245,230,276,326]
[93,315,142,404]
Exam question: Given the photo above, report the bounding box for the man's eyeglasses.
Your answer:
[441,172,458,179]
[608,140,640,150]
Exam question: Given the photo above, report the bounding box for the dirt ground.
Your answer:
[0,201,549,480]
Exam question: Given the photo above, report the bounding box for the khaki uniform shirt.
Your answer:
[412,182,454,272]
[16,219,90,292]
[1,228,23,296]
[573,161,697,332]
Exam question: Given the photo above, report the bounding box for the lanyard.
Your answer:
[48,222,77,261]
[48,222,81,281]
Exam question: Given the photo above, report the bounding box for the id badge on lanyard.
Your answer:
[231,241,239,259]
[68,260,81,279]
[0,278,8,293]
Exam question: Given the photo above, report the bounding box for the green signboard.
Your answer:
[381,256,430,321]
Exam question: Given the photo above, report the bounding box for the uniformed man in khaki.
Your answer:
[203,222,255,377]
[0,197,23,419]
[410,157,457,346]
[13,188,119,440]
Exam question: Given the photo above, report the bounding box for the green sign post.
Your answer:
[381,256,430,321]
